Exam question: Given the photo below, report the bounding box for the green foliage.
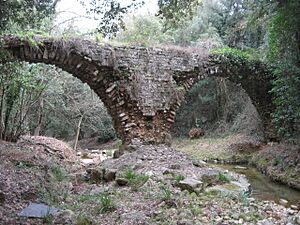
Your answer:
[51,165,67,182]
[15,161,34,169]
[0,0,56,34]
[157,0,200,30]
[82,0,144,38]
[121,168,149,190]
[97,193,116,213]
[218,172,230,183]
[267,0,300,139]
[76,215,93,225]
[39,186,69,206]
[160,185,172,201]
[115,15,173,46]
[42,211,54,225]
[211,47,260,62]
[38,70,115,141]
[174,175,185,183]
[0,62,48,141]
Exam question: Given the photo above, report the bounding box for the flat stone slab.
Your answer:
[177,178,203,193]
[18,203,59,218]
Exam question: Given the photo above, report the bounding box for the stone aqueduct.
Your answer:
[1,36,273,144]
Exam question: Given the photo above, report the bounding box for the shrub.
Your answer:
[218,172,230,183]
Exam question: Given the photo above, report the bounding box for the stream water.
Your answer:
[211,164,300,208]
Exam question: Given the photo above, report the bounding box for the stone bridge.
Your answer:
[0,36,273,144]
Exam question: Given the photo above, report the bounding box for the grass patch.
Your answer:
[15,161,34,169]
[218,172,230,183]
[76,214,93,225]
[76,192,116,214]
[121,168,149,191]
[160,185,172,201]
[42,212,54,225]
[174,175,185,183]
[97,193,116,213]
[51,165,67,182]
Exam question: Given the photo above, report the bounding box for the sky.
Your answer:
[55,0,158,31]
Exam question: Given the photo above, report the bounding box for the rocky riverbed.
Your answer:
[0,136,299,224]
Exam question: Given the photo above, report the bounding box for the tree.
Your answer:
[0,0,59,32]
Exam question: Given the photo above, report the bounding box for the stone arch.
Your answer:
[1,36,133,143]
[170,54,274,140]
[1,36,274,144]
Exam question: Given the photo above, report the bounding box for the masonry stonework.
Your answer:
[1,36,273,144]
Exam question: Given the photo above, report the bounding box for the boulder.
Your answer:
[192,160,207,168]
[88,168,104,183]
[176,178,203,193]
[116,177,128,186]
[188,128,205,139]
[103,169,117,182]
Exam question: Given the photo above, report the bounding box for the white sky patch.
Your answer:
[55,0,158,31]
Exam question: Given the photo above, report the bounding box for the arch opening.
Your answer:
[171,77,264,139]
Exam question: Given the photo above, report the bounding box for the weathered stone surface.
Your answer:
[18,203,59,218]
[176,178,203,193]
[1,36,273,144]
[192,159,207,168]
[116,177,128,186]
[294,212,300,225]
[88,167,104,183]
[103,169,117,182]
[54,209,75,224]
[279,198,288,206]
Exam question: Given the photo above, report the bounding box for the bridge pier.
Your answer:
[1,36,274,144]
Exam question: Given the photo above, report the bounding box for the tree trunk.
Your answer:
[34,98,44,136]
[0,87,5,140]
[73,115,83,151]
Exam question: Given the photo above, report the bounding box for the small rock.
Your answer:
[103,169,116,182]
[80,158,94,166]
[0,192,5,204]
[73,172,88,183]
[116,177,128,186]
[257,219,274,225]
[176,178,203,193]
[177,220,193,225]
[288,209,296,215]
[90,187,109,195]
[291,205,299,210]
[113,149,123,158]
[145,171,154,177]
[294,212,300,224]
[169,164,181,170]
[89,168,104,183]
[234,166,248,170]
[91,149,100,153]
[54,209,75,224]
[121,211,147,222]
[192,160,207,168]
[279,198,288,206]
